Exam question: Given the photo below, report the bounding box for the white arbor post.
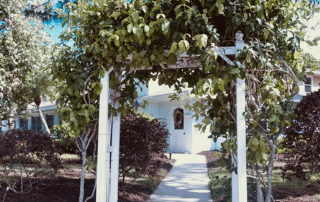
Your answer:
[109,75,122,202]
[96,68,113,202]
[233,30,247,202]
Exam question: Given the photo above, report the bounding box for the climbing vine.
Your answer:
[52,0,320,201]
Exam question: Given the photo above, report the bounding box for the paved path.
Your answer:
[148,153,212,202]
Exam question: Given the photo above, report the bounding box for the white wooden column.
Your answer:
[96,68,113,202]
[109,75,122,201]
[233,30,247,202]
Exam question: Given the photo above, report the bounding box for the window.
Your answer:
[173,108,184,129]
[31,116,42,132]
[20,118,28,130]
[305,77,312,93]
[46,115,54,130]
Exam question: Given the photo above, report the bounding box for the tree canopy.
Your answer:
[0,0,56,128]
[52,0,319,201]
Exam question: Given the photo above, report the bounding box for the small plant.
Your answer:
[52,121,78,154]
[210,174,232,202]
[0,129,61,195]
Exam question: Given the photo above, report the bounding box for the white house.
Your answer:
[1,71,319,154]
[0,101,60,133]
[135,70,320,154]
[135,79,219,154]
[292,70,320,102]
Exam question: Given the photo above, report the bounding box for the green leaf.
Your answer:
[183,40,190,50]
[151,54,155,61]
[161,20,170,35]
[133,25,143,37]
[178,40,185,52]
[256,18,262,25]
[202,117,211,125]
[169,42,178,54]
[264,30,269,39]
[276,105,284,115]
[144,25,150,37]
[197,78,206,87]
[95,43,100,53]
[252,138,259,146]
[194,34,208,49]
[114,35,120,47]
[245,53,251,62]
[99,69,105,78]
[230,68,240,74]
[142,5,148,13]
[132,11,139,23]
[216,3,224,14]
[111,11,121,20]
[269,115,277,122]
[127,24,133,33]
[271,127,279,134]
[133,90,138,98]
[116,54,122,62]
[218,79,224,91]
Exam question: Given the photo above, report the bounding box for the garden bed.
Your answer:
[199,151,320,202]
[0,155,175,202]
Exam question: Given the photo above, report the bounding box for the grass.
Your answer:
[270,166,320,191]
[208,167,231,202]
[135,169,168,189]
[208,160,320,201]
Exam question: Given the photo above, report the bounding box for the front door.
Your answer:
[171,107,192,153]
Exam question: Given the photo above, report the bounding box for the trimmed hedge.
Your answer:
[119,112,169,182]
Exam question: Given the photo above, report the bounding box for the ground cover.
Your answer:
[199,151,320,202]
[0,154,175,202]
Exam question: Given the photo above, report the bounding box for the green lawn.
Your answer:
[208,161,320,201]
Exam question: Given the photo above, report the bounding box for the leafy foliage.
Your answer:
[119,112,169,183]
[0,129,61,194]
[282,90,320,181]
[52,121,78,154]
[0,0,57,129]
[53,0,320,201]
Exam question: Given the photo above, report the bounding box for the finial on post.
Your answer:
[235,30,244,50]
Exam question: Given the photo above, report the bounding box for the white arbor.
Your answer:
[96,31,247,202]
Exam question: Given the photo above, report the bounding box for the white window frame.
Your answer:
[305,76,312,94]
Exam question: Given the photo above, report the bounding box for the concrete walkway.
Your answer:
[148,153,212,202]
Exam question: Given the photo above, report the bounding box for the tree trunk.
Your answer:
[266,144,276,202]
[255,164,264,202]
[79,149,87,202]
[37,106,51,135]
[93,138,97,161]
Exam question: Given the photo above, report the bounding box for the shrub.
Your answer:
[276,136,288,154]
[52,121,78,154]
[282,90,320,181]
[0,129,61,194]
[119,112,169,183]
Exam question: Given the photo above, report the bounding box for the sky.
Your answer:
[300,12,320,60]
[45,2,320,60]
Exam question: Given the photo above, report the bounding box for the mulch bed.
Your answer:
[0,159,175,202]
[198,150,320,202]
